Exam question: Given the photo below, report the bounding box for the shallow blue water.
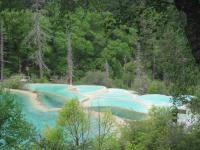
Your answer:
[91,98,147,113]
[76,85,104,94]
[13,92,101,134]
[14,93,57,132]
[26,83,68,92]
[38,93,65,108]
[26,83,81,100]
[139,94,172,106]
[91,89,147,113]
[11,84,177,131]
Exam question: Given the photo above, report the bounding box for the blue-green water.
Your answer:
[11,84,176,131]
[139,94,172,106]
[91,98,147,113]
[13,92,100,135]
[38,93,65,108]
[13,84,107,130]
[90,89,148,113]
[14,93,57,132]
[26,83,82,100]
[76,85,105,94]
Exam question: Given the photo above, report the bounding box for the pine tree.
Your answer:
[105,59,109,82]
[0,19,5,81]
[66,31,73,85]
[24,0,49,78]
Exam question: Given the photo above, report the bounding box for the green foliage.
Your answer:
[147,80,169,94]
[121,107,175,150]
[57,100,90,149]
[80,71,112,86]
[1,75,24,89]
[0,1,198,98]
[132,75,150,94]
[37,126,65,150]
[1,1,200,149]
[0,89,36,149]
[122,61,136,88]
[121,107,200,150]
[31,76,49,83]
[92,109,117,150]
[90,106,147,120]
[92,135,120,150]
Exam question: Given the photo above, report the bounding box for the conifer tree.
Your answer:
[24,0,49,78]
[0,19,5,81]
[66,31,73,85]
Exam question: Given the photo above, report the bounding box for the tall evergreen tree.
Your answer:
[24,0,49,78]
[66,31,73,85]
[0,19,5,81]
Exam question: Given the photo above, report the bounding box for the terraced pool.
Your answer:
[139,94,172,107]
[13,93,57,131]
[26,84,81,100]
[76,85,105,94]
[90,89,148,113]
[11,83,175,130]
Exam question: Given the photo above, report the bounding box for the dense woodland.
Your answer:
[1,0,200,150]
[0,0,200,94]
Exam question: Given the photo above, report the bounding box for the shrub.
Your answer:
[147,80,169,94]
[1,75,24,89]
[132,75,151,94]
[31,76,49,83]
[80,71,112,86]
[111,78,127,89]
[0,89,36,149]
[132,75,169,95]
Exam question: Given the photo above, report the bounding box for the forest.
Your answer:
[1,0,200,150]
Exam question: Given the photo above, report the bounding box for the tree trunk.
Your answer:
[0,21,4,81]
[152,56,156,79]
[67,31,73,85]
[38,47,44,78]
[136,42,142,79]
[36,10,44,79]
[105,60,109,82]
[75,137,79,146]
[18,57,22,74]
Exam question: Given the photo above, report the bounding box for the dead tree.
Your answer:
[0,20,5,81]
[136,42,142,79]
[104,60,109,82]
[24,0,49,78]
[66,31,73,85]
[97,110,114,150]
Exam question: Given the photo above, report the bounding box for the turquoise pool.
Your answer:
[76,85,104,94]
[13,93,57,131]
[12,92,101,134]
[90,89,147,113]
[26,83,82,100]
[37,93,65,108]
[139,94,172,106]
[10,84,177,131]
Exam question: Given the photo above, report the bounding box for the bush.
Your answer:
[1,75,24,89]
[147,80,169,94]
[111,78,127,89]
[31,76,49,83]
[80,71,112,86]
[132,75,151,94]
[0,89,36,149]
[132,75,169,94]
